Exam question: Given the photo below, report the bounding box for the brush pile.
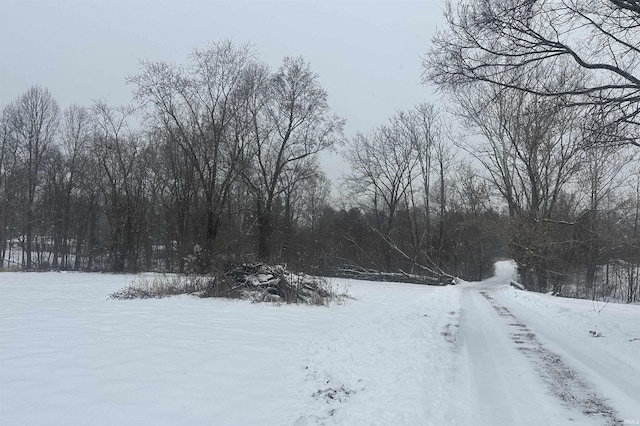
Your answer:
[111,263,344,305]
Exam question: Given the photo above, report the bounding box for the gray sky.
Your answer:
[0,0,445,180]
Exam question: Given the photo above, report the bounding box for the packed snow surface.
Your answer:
[1,261,639,425]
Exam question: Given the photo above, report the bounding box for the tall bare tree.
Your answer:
[243,56,344,260]
[455,82,583,220]
[453,78,585,290]
[345,126,418,239]
[578,125,635,294]
[130,41,255,263]
[54,105,92,269]
[0,108,20,267]
[395,103,440,248]
[90,101,146,272]
[344,119,421,271]
[4,86,60,269]
[425,0,640,145]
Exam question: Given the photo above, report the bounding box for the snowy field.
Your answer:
[1,262,639,425]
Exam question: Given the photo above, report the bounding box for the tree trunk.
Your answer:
[586,262,597,299]
[26,206,33,270]
[258,208,271,261]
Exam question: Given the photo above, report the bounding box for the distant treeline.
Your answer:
[1,40,639,302]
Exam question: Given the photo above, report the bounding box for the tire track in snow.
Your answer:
[479,291,622,426]
[456,288,561,425]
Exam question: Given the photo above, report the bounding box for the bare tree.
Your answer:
[578,118,635,295]
[54,105,92,269]
[129,41,255,264]
[90,101,147,272]
[343,105,466,279]
[624,169,640,302]
[151,129,200,272]
[299,170,332,234]
[0,108,21,267]
[453,79,584,290]
[425,0,640,144]
[395,103,440,250]
[278,158,321,258]
[243,56,344,261]
[345,126,418,239]
[444,162,496,280]
[344,119,421,271]
[4,86,60,269]
[455,82,583,221]
[432,136,457,269]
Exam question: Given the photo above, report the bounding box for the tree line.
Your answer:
[1,42,345,274]
[2,10,639,302]
[0,40,501,284]
[423,0,640,300]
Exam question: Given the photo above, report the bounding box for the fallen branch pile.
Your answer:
[210,263,334,304]
[111,263,344,305]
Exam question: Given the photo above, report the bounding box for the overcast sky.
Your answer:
[0,0,445,181]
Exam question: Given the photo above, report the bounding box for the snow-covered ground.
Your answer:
[1,262,639,425]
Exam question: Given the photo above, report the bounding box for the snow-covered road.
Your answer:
[453,262,640,425]
[453,286,573,425]
[1,262,639,425]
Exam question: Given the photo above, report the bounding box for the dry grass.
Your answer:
[109,274,212,299]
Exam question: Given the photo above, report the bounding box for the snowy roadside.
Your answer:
[293,279,462,425]
[0,272,461,426]
[493,282,640,422]
[496,283,640,371]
